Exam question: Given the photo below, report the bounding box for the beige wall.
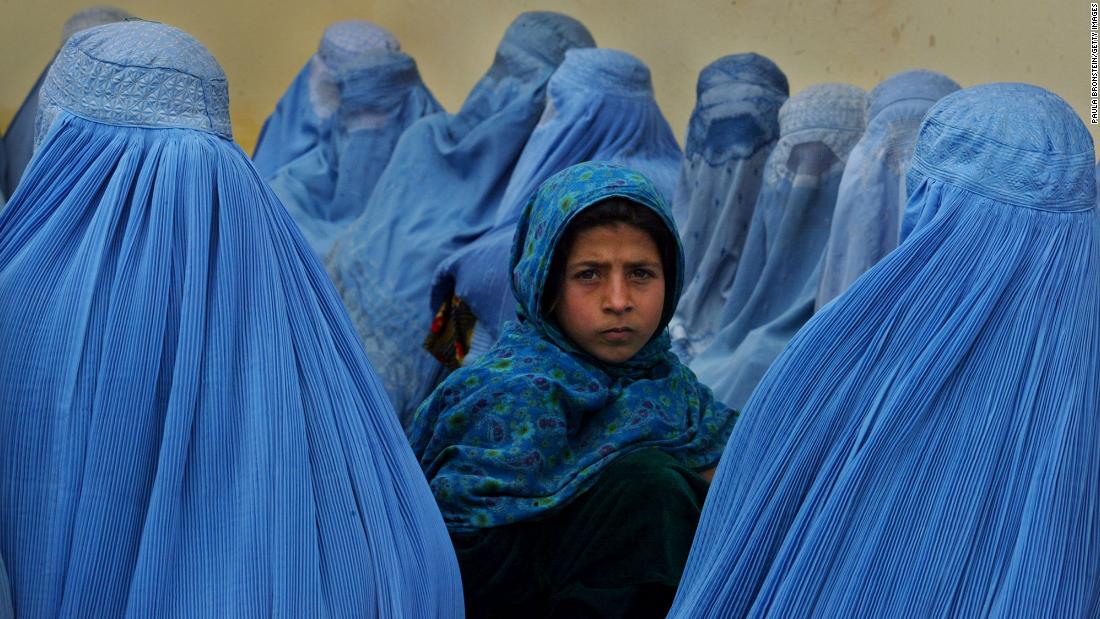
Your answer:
[0,0,1090,153]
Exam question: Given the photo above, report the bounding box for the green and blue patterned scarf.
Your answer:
[408,161,736,532]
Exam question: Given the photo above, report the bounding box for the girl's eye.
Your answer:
[574,269,598,281]
[631,268,656,280]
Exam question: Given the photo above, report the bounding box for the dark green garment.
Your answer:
[452,448,709,618]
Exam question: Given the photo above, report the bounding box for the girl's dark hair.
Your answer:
[542,198,677,318]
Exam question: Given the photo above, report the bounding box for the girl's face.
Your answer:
[552,222,665,363]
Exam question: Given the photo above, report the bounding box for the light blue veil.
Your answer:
[324,12,594,422]
[251,20,400,178]
[2,6,131,197]
[0,21,462,617]
[429,47,684,365]
[668,53,789,363]
[816,70,959,308]
[267,50,441,257]
[669,83,1099,619]
[690,83,867,410]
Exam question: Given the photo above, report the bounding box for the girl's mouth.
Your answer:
[601,327,634,341]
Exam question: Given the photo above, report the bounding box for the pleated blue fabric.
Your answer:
[689,83,866,410]
[668,53,789,363]
[2,6,131,197]
[669,83,1100,619]
[325,12,594,422]
[251,21,400,179]
[430,48,684,363]
[267,50,441,257]
[0,21,462,618]
[817,70,959,308]
[0,555,9,619]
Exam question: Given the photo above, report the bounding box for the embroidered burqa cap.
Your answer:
[2,5,132,196]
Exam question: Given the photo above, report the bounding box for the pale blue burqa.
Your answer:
[429,48,684,366]
[816,70,959,308]
[0,21,462,617]
[668,53,789,363]
[267,50,441,257]
[690,83,867,410]
[325,13,594,422]
[251,21,400,179]
[669,83,1099,619]
[2,6,131,197]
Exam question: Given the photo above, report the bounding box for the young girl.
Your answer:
[409,161,738,618]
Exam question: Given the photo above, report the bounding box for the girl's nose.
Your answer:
[603,274,633,314]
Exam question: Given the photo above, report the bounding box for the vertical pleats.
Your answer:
[0,115,464,617]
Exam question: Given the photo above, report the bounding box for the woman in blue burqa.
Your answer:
[668,84,1100,618]
[815,69,959,308]
[0,21,462,618]
[408,161,737,618]
[325,12,594,422]
[688,83,867,410]
[251,20,401,178]
[667,53,789,363]
[266,45,441,257]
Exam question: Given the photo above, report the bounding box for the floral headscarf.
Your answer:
[408,161,736,532]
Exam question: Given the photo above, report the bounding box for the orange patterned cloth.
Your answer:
[424,295,478,370]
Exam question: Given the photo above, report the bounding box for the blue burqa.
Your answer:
[325,12,595,422]
[669,83,1099,618]
[0,21,462,618]
[816,70,959,308]
[668,53,789,364]
[690,83,867,410]
[2,6,131,197]
[267,50,441,257]
[430,47,683,364]
[251,20,400,178]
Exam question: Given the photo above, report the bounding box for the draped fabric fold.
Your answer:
[251,20,400,178]
[0,21,462,618]
[430,48,683,367]
[668,53,789,363]
[817,70,959,308]
[325,12,595,422]
[2,6,131,197]
[669,83,1100,619]
[267,50,441,257]
[690,83,867,410]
